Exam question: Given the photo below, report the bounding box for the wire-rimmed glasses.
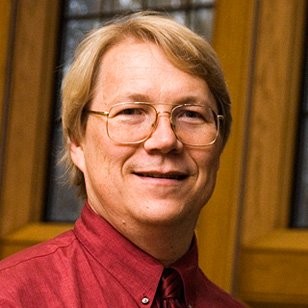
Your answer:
[86,102,223,147]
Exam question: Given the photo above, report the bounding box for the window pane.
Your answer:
[293,119,308,227]
[147,0,183,8]
[113,0,142,11]
[169,11,187,26]
[191,0,214,4]
[65,0,101,16]
[292,42,308,227]
[62,19,100,71]
[45,125,83,222]
[190,8,214,38]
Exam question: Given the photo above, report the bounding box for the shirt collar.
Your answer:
[171,237,199,302]
[74,203,199,305]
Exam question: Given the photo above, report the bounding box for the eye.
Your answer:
[175,106,212,124]
[180,110,204,119]
[111,104,148,118]
[117,107,145,116]
[110,104,152,125]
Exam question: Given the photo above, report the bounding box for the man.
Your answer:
[0,12,244,307]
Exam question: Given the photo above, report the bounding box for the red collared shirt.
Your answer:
[0,204,244,307]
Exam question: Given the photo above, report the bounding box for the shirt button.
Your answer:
[141,297,150,305]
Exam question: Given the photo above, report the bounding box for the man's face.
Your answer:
[70,38,222,230]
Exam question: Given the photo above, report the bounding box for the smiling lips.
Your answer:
[133,171,188,180]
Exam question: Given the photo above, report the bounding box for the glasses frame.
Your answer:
[85,102,224,147]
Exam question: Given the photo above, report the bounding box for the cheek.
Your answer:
[84,130,135,180]
[195,146,221,175]
[194,149,221,195]
[81,128,108,181]
[201,157,220,186]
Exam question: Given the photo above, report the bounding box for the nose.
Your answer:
[143,112,183,154]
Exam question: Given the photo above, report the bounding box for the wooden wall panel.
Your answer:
[0,1,13,184]
[0,0,60,236]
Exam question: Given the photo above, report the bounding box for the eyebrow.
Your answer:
[122,93,152,103]
[174,96,208,105]
[120,93,210,106]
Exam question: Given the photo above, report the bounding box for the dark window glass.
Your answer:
[291,35,308,228]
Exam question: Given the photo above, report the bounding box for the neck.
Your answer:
[113,218,196,266]
[87,201,198,266]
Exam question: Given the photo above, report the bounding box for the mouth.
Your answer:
[133,171,188,181]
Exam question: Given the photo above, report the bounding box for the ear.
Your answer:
[69,138,86,173]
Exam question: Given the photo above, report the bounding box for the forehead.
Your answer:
[93,38,215,108]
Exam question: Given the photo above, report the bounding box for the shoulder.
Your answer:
[196,271,246,307]
[0,230,76,287]
[0,230,78,304]
[0,230,75,269]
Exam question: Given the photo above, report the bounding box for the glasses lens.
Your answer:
[107,103,156,143]
[105,103,220,146]
[172,105,219,146]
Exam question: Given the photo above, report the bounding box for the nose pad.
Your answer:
[149,111,172,132]
[155,112,176,136]
[143,112,182,153]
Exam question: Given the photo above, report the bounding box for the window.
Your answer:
[235,1,308,306]
[292,38,308,228]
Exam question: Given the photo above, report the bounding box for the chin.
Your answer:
[134,204,194,226]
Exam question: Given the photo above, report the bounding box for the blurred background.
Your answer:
[0,0,307,307]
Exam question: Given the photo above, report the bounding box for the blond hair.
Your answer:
[62,11,232,198]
